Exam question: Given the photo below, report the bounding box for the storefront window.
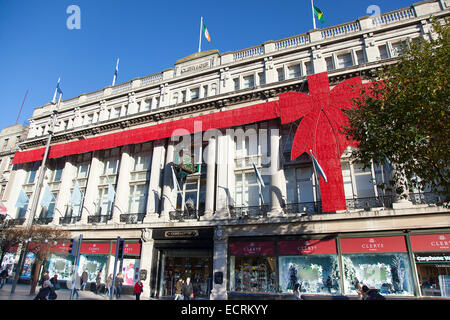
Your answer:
[278,239,340,294]
[47,253,75,281]
[230,256,276,293]
[229,241,277,293]
[410,233,450,297]
[340,236,414,296]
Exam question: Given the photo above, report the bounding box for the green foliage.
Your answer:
[345,19,449,200]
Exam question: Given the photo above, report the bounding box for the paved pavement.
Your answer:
[0,282,144,300]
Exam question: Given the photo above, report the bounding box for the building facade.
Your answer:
[2,0,450,299]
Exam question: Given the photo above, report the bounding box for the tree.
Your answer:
[345,19,449,201]
[23,226,70,295]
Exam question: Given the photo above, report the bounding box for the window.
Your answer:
[128,184,148,213]
[284,166,318,214]
[2,138,8,151]
[355,50,366,65]
[258,72,265,86]
[305,61,314,75]
[325,57,335,71]
[52,158,65,182]
[190,87,200,100]
[337,53,353,68]
[391,41,408,57]
[26,161,40,184]
[203,85,208,98]
[111,107,121,119]
[242,75,254,89]
[141,99,151,112]
[277,68,285,81]
[85,114,94,125]
[181,90,187,103]
[378,44,389,60]
[233,78,240,91]
[288,64,301,79]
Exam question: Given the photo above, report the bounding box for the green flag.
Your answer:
[314,5,324,23]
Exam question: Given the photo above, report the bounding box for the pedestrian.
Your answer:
[94,271,101,294]
[34,280,52,300]
[360,285,386,300]
[0,268,8,289]
[81,269,89,291]
[71,273,81,299]
[50,274,58,289]
[39,272,49,287]
[193,274,201,299]
[115,272,124,299]
[48,279,58,300]
[134,279,144,300]
[106,274,113,296]
[293,283,302,300]
[174,278,184,300]
[182,276,194,300]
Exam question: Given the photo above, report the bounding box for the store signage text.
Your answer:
[180,61,210,74]
[411,234,450,252]
[340,236,407,253]
[278,239,337,255]
[416,255,450,263]
[229,241,275,256]
[164,230,199,238]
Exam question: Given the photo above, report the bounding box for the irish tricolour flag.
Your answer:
[203,23,211,42]
[314,5,325,23]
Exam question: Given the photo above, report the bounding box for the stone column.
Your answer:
[204,135,216,218]
[161,141,176,221]
[269,120,283,216]
[111,146,131,224]
[210,226,228,300]
[139,228,155,300]
[79,151,101,225]
[145,140,166,222]
[264,56,276,84]
[362,33,378,62]
[215,131,229,219]
[51,160,76,225]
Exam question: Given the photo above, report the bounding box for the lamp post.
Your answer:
[10,91,61,294]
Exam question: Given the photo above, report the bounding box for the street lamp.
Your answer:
[10,88,62,294]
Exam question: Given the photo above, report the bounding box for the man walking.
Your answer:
[0,268,8,289]
[81,269,88,291]
[182,277,194,300]
[115,272,124,299]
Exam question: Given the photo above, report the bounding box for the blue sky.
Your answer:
[0,0,415,130]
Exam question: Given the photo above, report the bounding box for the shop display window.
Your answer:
[78,254,107,281]
[47,253,75,281]
[121,258,140,286]
[278,255,340,294]
[341,253,414,296]
[230,256,276,293]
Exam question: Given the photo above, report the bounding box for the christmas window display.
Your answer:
[46,253,75,281]
[341,253,414,296]
[230,256,276,293]
[77,254,107,281]
[279,255,340,294]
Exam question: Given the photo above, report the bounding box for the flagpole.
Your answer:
[311,0,317,30]
[198,16,203,53]
[52,78,60,103]
[112,58,119,87]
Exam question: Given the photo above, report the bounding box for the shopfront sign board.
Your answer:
[79,242,110,255]
[229,241,276,256]
[340,236,407,253]
[410,234,450,252]
[278,239,337,255]
[111,242,141,256]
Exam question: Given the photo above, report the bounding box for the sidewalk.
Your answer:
[0,283,143,300]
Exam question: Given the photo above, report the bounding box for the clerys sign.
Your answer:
[229,241,275,256]
[278,239,337,255]
[340,236,407,253]
[410,234,450,252]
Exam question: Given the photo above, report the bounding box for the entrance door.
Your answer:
[158,249,212,299]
